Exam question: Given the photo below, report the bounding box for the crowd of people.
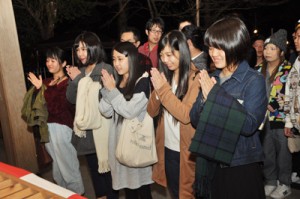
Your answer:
[23,15,300,199]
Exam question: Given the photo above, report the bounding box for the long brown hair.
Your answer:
[260,54,285,84]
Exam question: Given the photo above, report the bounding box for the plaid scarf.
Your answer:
[189,84,247,198]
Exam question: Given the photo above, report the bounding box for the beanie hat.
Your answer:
[295,19,300,31]
[264,29,287,53]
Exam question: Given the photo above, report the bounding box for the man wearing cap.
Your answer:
[284,20,300,188]
[261,29,293,199]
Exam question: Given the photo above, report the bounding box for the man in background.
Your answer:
[178,19,192,31]
[120,26,152,72]
[252,34,265,69]
[181,24,208,71]
[138,17,164,68]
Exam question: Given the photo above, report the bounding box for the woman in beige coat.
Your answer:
[147,30,199,199]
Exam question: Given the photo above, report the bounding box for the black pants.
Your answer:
[86,153,119,198]
[292,151,300,189]
[292,152,300,175]
[211,163,265,199]
[165,147,180,199]
[124,184,152,199]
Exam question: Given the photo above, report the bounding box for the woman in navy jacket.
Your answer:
[189,16,267,199]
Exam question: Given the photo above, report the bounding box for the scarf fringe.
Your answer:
[98,160,110,173]
[194,176,210,199]
[73,123,87,138]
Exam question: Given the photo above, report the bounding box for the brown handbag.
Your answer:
[33,126,52,170]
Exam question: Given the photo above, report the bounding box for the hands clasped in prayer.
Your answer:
[197,69,217,100]
[66,65,81,80]
[101,69,116,91]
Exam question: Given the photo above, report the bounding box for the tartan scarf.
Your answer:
[189,84,247,198]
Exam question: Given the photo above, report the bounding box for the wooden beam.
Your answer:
[0,0,38,173]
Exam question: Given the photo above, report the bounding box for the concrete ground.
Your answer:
[39,156,172,199]
[1,136,300,199]
[40,155,300,199]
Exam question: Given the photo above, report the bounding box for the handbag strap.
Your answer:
[135,72,151,95]
[135,72,149,85]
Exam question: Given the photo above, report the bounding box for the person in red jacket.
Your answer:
[138,17,164,68]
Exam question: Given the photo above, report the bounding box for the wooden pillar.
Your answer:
[0,0,38,172]
[196,0,200,27]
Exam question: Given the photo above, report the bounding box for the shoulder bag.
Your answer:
[115,112,157,167]
[115,72,157,167]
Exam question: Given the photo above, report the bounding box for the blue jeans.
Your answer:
[45,123,84,194]
[263,121,292,186]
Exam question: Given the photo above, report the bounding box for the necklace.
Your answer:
[49,75,66,86]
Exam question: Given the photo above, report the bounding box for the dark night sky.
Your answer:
[242,0,300,41]
[53,1,299,43]
[28,0,300,79]
[38,0,300,58]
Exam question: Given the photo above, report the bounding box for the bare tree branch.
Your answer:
[97,0,130,29]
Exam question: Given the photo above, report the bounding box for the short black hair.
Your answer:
[46,47,66,65]
[246,47,257,68]
[251,34,265,45]
[145,17,165,32]
[73,31,106,67]
[178,17,194,26]
[120,26,141,42]
[204,16,250,67]
[181,24,204,50]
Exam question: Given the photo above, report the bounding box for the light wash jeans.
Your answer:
[45,123,84,194]
[263,121,292,186]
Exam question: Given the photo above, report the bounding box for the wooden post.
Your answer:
[196,0,200,27]
[0,0,38,172]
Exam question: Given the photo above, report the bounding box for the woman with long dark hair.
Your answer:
[147,30,200,199]
[99,42,153,199]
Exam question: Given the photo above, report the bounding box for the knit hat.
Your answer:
[264,29,287,53]
[295,19,300,31]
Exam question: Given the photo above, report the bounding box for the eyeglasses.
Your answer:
[149,29,163,35]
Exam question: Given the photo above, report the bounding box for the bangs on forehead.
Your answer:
[74,40,86,50]
[204,35,223,49]
[204,25,226,50]
[46,52,58,60]
[151,24,163,30]
[204,17,241,51]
